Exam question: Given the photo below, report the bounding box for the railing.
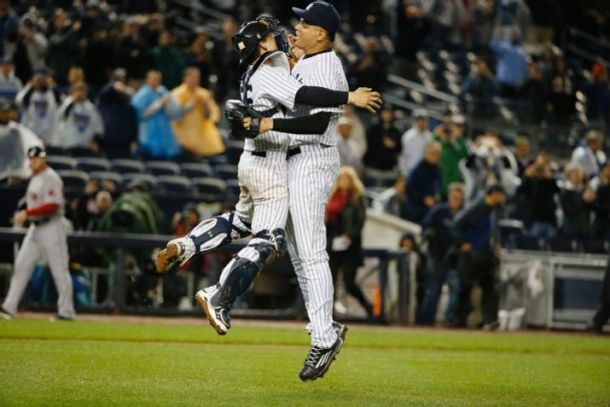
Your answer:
[0,228,412,324]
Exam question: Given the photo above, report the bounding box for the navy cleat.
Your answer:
[195,289,231,335]
[299,336,344,381]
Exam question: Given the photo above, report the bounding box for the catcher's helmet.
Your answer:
[232,16,288,66]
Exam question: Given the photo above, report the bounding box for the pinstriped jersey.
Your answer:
[288,49,348,147]
[242,52,303,152]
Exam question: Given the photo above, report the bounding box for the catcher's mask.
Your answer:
[232,16,289,66]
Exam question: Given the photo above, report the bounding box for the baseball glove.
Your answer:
[224,99,261,139]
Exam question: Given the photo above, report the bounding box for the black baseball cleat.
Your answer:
[195,289,231,335]
[299,336,344,382]
[49,314,74,322]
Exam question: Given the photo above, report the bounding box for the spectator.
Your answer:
[0,56,22,101]
[537,44,556,81]
[591,162,610,239]
[83,26,114,95]
[96,69,138,158]
[401,109,432,177]
[131,70,181,160]
[399,231,427,312]
[343,105,367,163]
[171,67,223,158]
[117,17,151,86]
[325,166,372,318]
[183,31,213,88]
[0,0,18,60]
[403,142,442,223]
[15,14,48,78]
[394,0,429,60]
[0,97,41,180]
[152,30,184,90]
[212,19,240,100]
[435,114,469,197]
[336,116,362,172]
[425,0,463,49]
[571,130,607,179]
[71,179,113,232]
[586,63,610,129]
[419,182,465,326]
[560,164,595,239]
[53,81,103,156]
[463,58,496,116]
[60,65,85,96]
[512,136,531,177]
[16,68,61,143]
[351,37,387,91]
[172,204,200,237]
[522,62,548,124]
[547,57,575,124]
[489,28,528,98]
[47,9,81,86]
[452,184,507,330]
[363,107,401,171]
[517,153,560,239]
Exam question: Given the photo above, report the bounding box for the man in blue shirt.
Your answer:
[452,184,507,329]
[489,28,528,98]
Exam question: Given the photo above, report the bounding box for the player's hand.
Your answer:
[14,210,27,226]
[460,242,472,252]
[348,87,382,113]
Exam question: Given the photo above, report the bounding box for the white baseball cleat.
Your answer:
[0,306,13,320]
[195,289,231,335]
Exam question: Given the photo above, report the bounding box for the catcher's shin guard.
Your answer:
[188,211,252,254]
[213,228,286,308]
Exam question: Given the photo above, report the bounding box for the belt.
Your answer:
[287,143,333,159]
[31,217,53,226]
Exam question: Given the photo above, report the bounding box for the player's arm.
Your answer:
[261,66,381,113]
[261,112,332,135]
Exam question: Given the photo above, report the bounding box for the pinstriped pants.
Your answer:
[235,151,289,235]
[286,145,340,348]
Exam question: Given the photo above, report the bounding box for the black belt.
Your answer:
[250,151,267,158]
[31,217,53,226]
[287,143,332,159]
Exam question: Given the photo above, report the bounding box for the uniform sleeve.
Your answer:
[309,55,348,115]
[258,65,303,112]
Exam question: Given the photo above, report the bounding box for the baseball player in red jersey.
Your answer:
[1,146,75,321]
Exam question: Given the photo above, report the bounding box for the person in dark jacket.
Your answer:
[115,17,151,83]
[363,107,401,171]
[560,164,595,239]
[46,9,81,86]
[517,153,560,239]
[151,31,184,90]
[96,69,138,158]
[325,166,372,317]
[403,142,442,223]
[452,184,507,330]
[418,183,465,325]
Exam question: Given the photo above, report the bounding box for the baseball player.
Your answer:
[1,145,75,321]
[154,17,379,341]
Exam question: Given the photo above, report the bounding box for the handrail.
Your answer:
[383,94,446,121]
[387,73,458,104]
[171,0,232,22]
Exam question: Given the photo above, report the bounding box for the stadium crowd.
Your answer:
[0,0,609,329]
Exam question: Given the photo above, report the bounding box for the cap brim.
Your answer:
[292,7,306,19]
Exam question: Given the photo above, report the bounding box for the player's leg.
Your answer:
[288,148,340,350]
[40,221,75,319]
[2,227,41,317]
[154,187,253,273]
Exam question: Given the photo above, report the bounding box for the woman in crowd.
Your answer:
[325,166,373,318]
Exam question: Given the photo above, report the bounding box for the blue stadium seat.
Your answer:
[180,162,214,179]
[157,175,192,194]
[215,164,239,180]
[57,170,89,190]
[225,140,244,165]
[146,161,180,176]
[76,157,111,173]
[192,177,226,202]
[225,178,240,200]
[89,171,123,186]
[46,156,76,171]
[111,159,145,174]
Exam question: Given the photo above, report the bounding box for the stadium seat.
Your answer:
[89,171,123,186]
[225,139,244,165]
[57,170,89,190]
[364,169,397,189]
[179,162,214,179]
[225,178,240,199]
[157,175,192,194]
[215,164,239,180]
[76,157,111,173]
[122,173,158,190]
[513,235,546,251]
[111,159,145,174]
[146,161,180,176]
[192,177,226,202]
[46,156,76,171]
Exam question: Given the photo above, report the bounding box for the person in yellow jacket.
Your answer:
[171,67,224,157]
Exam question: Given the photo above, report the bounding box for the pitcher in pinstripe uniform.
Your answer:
[154,16,379,370]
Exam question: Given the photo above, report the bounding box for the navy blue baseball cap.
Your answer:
[27,145,47,158]
[292,1,341,40]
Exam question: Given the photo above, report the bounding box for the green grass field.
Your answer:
[1,317,609,406]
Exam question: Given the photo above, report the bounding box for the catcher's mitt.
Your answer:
[224,99,261,139]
